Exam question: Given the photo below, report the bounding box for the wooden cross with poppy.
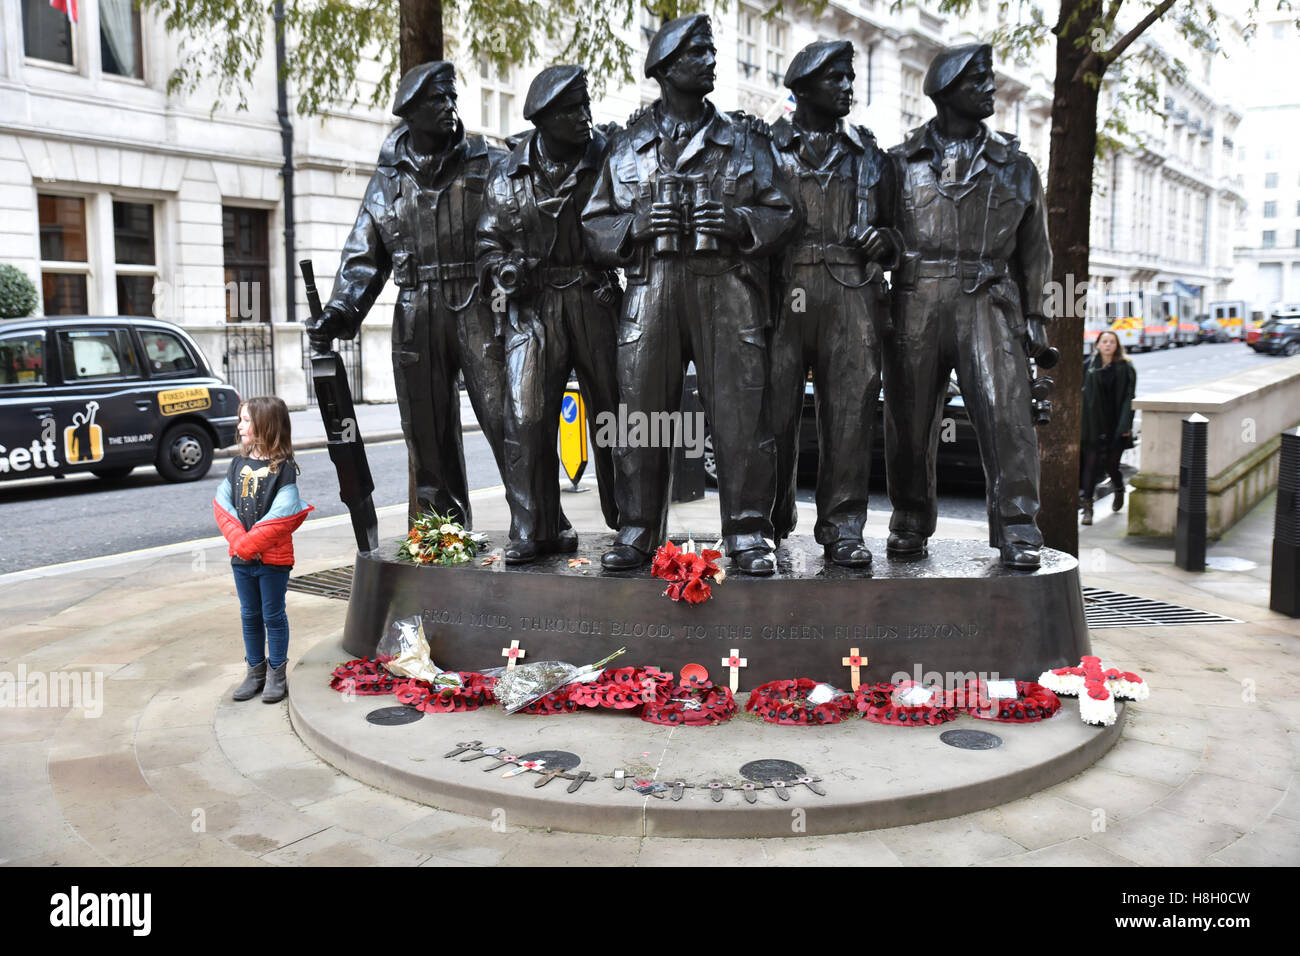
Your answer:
[841,648,866,691]
[501,639,527,670]
[721,649,747,692]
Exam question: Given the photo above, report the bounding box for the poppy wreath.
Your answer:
[960,680,1062,723]
[1038,656,1149,726]
[568,666,675,710]
[515,687,584,715]
[641,679,736,726]
[745,678,857,726]
[329,655,403,696]
[392,672,497,713]
[855,680,958,726]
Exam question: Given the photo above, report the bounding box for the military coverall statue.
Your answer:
[308,62,508,528]
[476,66,622,563]
[768,40,900,567]
[582,14,797,575]
[881,44,1053,569]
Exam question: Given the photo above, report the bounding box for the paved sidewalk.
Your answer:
[1,483,1296,866]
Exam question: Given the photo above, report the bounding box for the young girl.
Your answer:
[214,396,313,703]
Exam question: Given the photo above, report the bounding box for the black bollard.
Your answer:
[1175,413,1208,571]
[1271,427,1300,617]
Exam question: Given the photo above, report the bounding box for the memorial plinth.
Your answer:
[343,534,1090,685]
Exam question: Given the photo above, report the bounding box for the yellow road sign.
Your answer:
[559,389,587,485]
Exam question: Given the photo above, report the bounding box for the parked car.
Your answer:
[1252,314,1300,356]
[1196,315,1229,343]
[0,315,239,483]
[701,371,983,488]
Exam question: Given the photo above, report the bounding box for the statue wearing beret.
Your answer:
[881,44,1054,569]
[767,40,901,567]
[582,13,797,575]
[476,66,622,563]
[308,62,508,527]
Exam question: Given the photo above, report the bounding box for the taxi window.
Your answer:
[0,332,46,387]
[59,329,141,381]
[140,329,197,375]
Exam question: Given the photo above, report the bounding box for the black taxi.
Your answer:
[0,315,239,483]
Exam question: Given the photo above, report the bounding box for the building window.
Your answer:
[101,0,144,79]
[477,56,514,137]
[901,65,924,130]
[736,6,759,80]
[1262,230,1277,248]
[113,201,156,315]
[22,0,74,65]
[222,207,271,323]
[38,195,90,315]
[1265,172,1278,189]
[1295,229,1300,248]
[765,20,787,86]
[1264,201,1278,219]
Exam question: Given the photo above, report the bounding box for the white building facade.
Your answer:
[0,0,1251,404]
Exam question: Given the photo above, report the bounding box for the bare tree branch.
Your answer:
[1071,0,1178,83]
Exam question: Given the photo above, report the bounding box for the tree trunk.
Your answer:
[1040,0,1103,557]
[400,0,444,74]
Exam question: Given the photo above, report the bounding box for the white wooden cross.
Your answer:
[501,639,527,671]
[721,649,747,693]
[841,648,866,691]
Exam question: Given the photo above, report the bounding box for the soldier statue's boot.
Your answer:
[886,531,927,557]
[262,662,288,704]
[504,540,540,565]
[1000,543,1041,571]
[1081,498,1094,526]
[602,544,649,571]
[825,539,872,568]
[549,528,579,554]
[232,661,266,702]
[733,547,776,577]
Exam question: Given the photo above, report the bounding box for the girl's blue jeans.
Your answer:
[232,563,291,668]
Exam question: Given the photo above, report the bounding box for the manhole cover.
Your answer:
[365,705,424,726]
[518,750,580,771]
[739,759,807,784]
[940,729,1002,750]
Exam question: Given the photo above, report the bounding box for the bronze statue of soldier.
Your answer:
[881,44,1054,569]
[476,65,622,563]
[582,13,796,576]
[307,62,508,528]
[768,40,900,568]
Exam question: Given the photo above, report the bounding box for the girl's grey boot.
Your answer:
[233,662,267,701]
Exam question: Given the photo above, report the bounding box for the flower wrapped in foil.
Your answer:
[375,615,462,691]
[489,647,627,715]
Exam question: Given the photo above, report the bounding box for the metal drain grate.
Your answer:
[288,565,355,600]
[1082,587,1239,628]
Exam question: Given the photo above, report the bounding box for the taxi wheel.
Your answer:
[156,423,213,482]
[91,467,134,482]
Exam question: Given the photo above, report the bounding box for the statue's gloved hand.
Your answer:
[307,306,345,354]
[692,199,743,240]
[848,224,890,263]
[1025,316,1052,362]
[631,202,684,242]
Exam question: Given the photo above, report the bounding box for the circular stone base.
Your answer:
[291,635,1124,838]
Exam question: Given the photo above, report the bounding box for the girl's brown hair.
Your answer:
[1096,330,1129,364]
[241,396,297,474]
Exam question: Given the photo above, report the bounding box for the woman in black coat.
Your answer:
[1080,331,1136,525]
